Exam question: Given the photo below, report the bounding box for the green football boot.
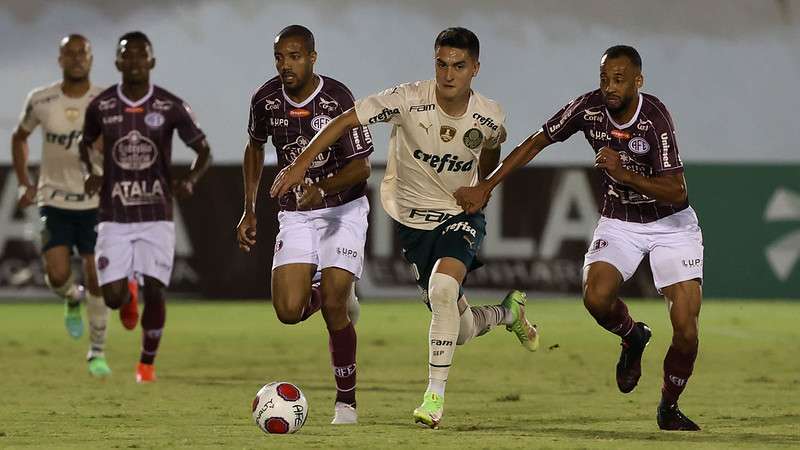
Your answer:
[64,299,83,339]
[501,290,539,352]
[88,356,112,378]
[413,391,444,429]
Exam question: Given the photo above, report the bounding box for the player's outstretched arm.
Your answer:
[297,157,371,210]
[174,138,212,198]
[10,126,36,208]
[455,129,553,213]
[237,138,265,252]
[594,147,687,204]
[270,108,362,199]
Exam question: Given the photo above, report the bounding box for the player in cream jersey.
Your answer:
[17,81,103,209]
[363,78,506,230]
[271,28,539,429]
[11,34,114,377]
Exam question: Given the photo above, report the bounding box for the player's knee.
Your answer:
[273,300,304,325]
[45,268,71,290]
[101,282,128,309]
[582,281,615,313]
[142,283,165,305]
[321,295,347,320]
[428,273,460,308]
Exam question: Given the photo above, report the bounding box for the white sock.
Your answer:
[501,306,515,326]
[85,293,109,359]
[426,273,460,397]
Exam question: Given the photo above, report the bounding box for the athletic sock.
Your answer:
[139,293,166,365]
[329,322,357,406]
[595,298,637,339]
[661,344,698,405]
[86,293,109,359]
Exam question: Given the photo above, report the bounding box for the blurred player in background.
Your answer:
[80,31,212,383]
[454,45,703,431]
[270,27,539,429]
[11,34,119,377]
[237,25,371,424]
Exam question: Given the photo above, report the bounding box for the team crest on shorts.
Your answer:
[275,240,283,253]
[463,128,483,149]
[588,239,608,254]
[97,256,109,271]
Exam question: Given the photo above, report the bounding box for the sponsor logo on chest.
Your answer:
[413,149,474,173]
[112,130,158,170]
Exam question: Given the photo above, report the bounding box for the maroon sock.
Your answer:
[140,296,166,365]
[595,298,636,339]
[299,285,322,322]
[329,322,356,406]
[661,343,698,405]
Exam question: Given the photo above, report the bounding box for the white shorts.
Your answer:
[583,207,704,293]
[272,196,369,279]
[95,221,175,287]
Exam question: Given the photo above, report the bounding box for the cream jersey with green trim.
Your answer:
[17,82,104,210]
[354,79,505,230]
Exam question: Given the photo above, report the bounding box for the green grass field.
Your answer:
[1,299,799,449]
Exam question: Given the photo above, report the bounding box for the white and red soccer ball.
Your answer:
[252,382,308,434]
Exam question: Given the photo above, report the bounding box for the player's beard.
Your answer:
[604,94,632,114]
[63,69,89,84]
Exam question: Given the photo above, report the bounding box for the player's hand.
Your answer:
[454,182,491,214]
[17,184,37,209]
[84,174,103,196]
[236,211,258,252]
[594,147,629,183]
[297,183,324,210]
[173,178,195,199]
[270,162,306,199]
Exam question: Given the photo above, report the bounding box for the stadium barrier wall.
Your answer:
[0,165,797,299]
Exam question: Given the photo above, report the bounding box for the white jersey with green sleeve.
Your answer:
[17,82,104,210]
[354,79,506,230]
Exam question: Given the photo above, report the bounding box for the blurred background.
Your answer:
[1,0,798,299]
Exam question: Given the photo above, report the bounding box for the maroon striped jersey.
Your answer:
[82,84,205,223]
[543,89,689,223]
[248,75,373,211]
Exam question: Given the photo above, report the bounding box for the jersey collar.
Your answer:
[117,83,154,107]
[606,93,642,129]
[282,75,323,108]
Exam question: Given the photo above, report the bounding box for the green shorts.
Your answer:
[395,212,486,293]
[39,206,98,255]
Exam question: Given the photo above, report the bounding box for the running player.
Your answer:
[11,34,115,377]
[270,27,539,429]
[79,31,212,383]
[453,45,703,431]
[236,25,371,424]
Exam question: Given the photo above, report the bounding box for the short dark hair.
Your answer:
[603,45,642,69]
[275,25,315,52]
[118,31,152,51]
[435,27,479,60]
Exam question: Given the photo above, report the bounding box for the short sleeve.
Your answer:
[332,85,374,160]
[650,105,683,174]
[81,99,102,146]
[17,91,40,132]
[542,94,590,143]
[248,92,271,143]
[485,106,507,149]
[176,101,206,146]
[354,84,406,126]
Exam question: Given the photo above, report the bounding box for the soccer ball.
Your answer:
[252,381,308,434]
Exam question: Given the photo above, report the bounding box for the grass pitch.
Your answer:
[1,299,799,449]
